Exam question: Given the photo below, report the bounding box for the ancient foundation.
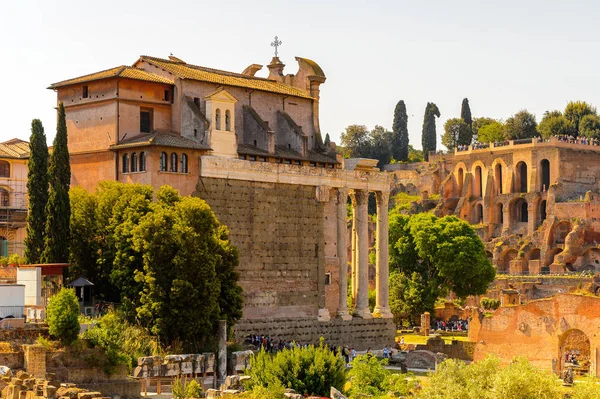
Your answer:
[234,317,396,350]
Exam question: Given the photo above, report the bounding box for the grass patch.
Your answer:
[395,332,469,345]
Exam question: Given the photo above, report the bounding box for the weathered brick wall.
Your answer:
[234,317,396,351]
[194,177,326,319]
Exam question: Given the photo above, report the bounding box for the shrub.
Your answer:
[480,298,501,311]
[172,377,203,399]
[570,375,600,399]
[46,287,80,345]
[245,339,345,397]
[347,354,417,398]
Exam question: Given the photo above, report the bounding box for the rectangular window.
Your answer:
[82,86,88,98]
[140,108,153,133]
[249,156,256,161]
[194,97,200,108]
[164,90,171,102]
[324,273,332,286]
[194,128,198,137]
[258,156,266,162]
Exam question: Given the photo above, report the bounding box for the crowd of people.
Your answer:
[555,135,599,146]
[455,134,600,154]
[432,318,469,332]
[565,350,580,365]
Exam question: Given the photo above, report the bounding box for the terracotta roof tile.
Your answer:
[109,131,211,151]
[0,139,29,159]
[139,56,313,99]
[48,66,174,89]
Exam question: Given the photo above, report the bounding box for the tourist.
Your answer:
[351,347,356,362]
[400,336,405,345]
[383,346,388,359]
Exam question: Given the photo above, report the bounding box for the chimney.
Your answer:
[301,136,308,158]
[268,130,276,154]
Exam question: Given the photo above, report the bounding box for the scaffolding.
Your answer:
[0,172,27,257]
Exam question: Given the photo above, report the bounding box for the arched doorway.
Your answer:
[559,329,590,374]
[540,159,550,191]
[474,203,483,224]
[475,166,483,197]
[515,161,528,193]
[496,203,504,224]
[500,249,518,273]
[555,221,572,244]
[457,168,464,194]
[495,163,503,194]
[540,200,547,222]
[513,198,528,223]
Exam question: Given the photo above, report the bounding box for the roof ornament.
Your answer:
[270,36,282,57]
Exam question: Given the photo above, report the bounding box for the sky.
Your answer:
[2,0,600,150]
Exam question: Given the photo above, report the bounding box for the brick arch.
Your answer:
[491,158,509,195]
[499,248,518,273]
[454,162,468,195]
[513,159,529,193]
[470,160,488,199]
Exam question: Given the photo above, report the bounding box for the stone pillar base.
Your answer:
[318,308,331,322]
[336,310,353,321]
[373,307,393,319]
[353,308,373,319]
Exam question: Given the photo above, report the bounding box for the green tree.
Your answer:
[389,271,429,325]
[323,133,331,147]
[472,117,496,142]
[24,119,49,264]
[579,114,600,139]
[570,375,600,399]
[461,98,473,128]
[389,212,495,317]
[442,118,471,150]
[43,102,71,263]
[369,125,393,167]
[46,287,80,345]
[564,100,597,135]
[477,121,506,143]
[340,125,371,158]
[133,186,243,351]
[347,354,417,398]
[504,110,538,140]
[407,145,424,162]
[392,100,409,162]
[246,342,345,397]
[422,103,440,161]
[538,110,573,139]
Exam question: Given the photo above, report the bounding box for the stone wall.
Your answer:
[234,317,396,351]
[415,336,476,361]
[194,177,327,319]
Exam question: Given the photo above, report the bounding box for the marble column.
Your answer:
[336,188,352,320]
[373,191,393,319]
[351,206,357,302]
[351,189,372,319]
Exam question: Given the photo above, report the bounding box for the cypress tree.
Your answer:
[42,103,71,263]
[24,120,49,264]
[461,98,473,127]
[392,100,409,161]
[422,103,440,161]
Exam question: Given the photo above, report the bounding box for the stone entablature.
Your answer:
[200,156,393,192]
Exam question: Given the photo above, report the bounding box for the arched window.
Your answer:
[475,166,483,197]
[541,159,550,191]
[131,153,138,173]
[0,188,8,207]
[457,168,464,194]
[225,110,231,131]
[122,154,129,173]
[495,163,503,194]
[170,153,178,172]
[139,152,146,172]
[540,200,547,221]
[180,154,188,173]
[521,201,529,223]
[497,203,504,224]
[160,152,167,172]
[215,109,221,130]
[515,161,528,193]
[476,204,483,223]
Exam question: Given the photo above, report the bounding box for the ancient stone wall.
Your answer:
[234,317,396,351]
[194,177,327,319]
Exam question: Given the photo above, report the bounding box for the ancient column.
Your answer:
[336,188,352,320]
[217,320,227,386]
[502,203,510,233]
[373,191,393,319]
[351,205,357,302]
[351,189,372,319]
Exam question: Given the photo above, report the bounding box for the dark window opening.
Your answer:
[540,200,547,221]
[194,129,198,137]
[194,97,200,108]
[258,156,266,162]
[520,201,528,223]
[131,153,138,173]
[170,153,178,172]
[139,152,146,172]
[122,154,129,173]
[284,159,291,165]
[541,159,550,191]
[140,108,153,133]
[324,273,331,285]
[164,90,171,102]
[253,140,257,146]
[0,189,8,207]
[160,152,167,172]
[82,86,89,98]
[180,154,188,173]
[249,156,256,161]
[0,161,9,178]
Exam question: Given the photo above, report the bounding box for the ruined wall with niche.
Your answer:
[193,177,328,320]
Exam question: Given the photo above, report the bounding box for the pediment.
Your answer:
[205,88,237,103]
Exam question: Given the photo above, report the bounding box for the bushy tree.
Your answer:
[504,110,538,140]
[46,287,80,345]
[340,125,371,158]
[389,271,429,325]
[24,119,49,264]
[369,125,393,167]
[492,357,561,399]
[480,297,501,311]
[347,354,417,398]
[477,121,506,143]
[389,212,495,317]
[422,103,440,161]
[246,342,345,397]
[133,186,242,351]
[43,102,71,263]
[564,101,597,135]
[392,100,409,161]
[579,114,600,139]
[442,118,471,150]
[461,98,473,128]
[538,110,573,139]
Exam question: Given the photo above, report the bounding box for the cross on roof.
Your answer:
[270,36,282,57]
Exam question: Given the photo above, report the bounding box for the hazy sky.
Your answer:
[2,0,600,150]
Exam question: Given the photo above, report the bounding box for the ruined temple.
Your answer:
[48,54,396,348]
